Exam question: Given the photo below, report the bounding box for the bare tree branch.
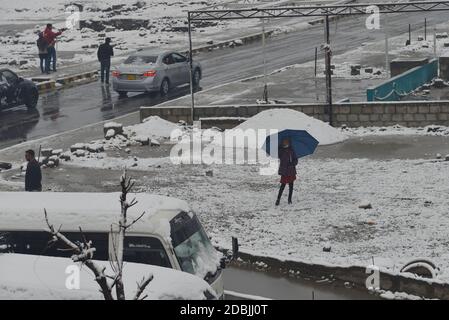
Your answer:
[134,274,154,300]
[44,209,114,300]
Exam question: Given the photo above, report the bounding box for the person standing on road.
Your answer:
[43,24,65,72]
[25,149,42,192]
[275,138,298,206]
[97,37,114,85]
[36,32,49,74]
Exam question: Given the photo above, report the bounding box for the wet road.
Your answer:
[1,11,449,149]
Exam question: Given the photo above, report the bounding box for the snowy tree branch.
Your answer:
[134,274,153,301]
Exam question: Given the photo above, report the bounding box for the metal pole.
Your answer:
[434,25,437,57]
[262,18,268,103]
[408,23,411,44]
[188,13,195,124]
[314,47,318,77]
[324,15,333,126]
[424,18,427,40]
[385,15,389,77]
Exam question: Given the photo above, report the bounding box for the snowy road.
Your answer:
[1,10,449,149]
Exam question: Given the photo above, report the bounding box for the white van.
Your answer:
[0,192,225,299]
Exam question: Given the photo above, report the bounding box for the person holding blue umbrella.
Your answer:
[275,138,298,206]
[262,129,319,206]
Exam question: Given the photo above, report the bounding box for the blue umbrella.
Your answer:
[262,129,319,159]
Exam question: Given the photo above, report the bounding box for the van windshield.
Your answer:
[170,212,221,279]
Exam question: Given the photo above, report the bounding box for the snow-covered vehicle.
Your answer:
[0,69,39,111]
[0,192,225,299]
[0,254,217,300]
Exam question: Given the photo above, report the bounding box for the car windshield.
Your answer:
[170,212,221,279]
[124,55,157,65]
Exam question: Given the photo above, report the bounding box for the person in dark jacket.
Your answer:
[276,138,298,206]
[25,149,42,192]
[97,38,114,84]
[36,32,49,74]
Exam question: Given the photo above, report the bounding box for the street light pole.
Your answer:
[188,13,195,124]
[324,15,333,126]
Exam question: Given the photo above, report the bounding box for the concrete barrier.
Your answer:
[56,70,99,86]
[231,250,449,300]
[140,101,449,128]
[36,80,56,93]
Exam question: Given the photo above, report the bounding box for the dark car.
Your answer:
[0,69,39,111]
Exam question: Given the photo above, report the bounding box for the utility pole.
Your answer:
[434,25,437,58]
[385,14,389,77]
[262,18,268,103]
[424,18,427,40]
[188,13,195,124]
[408,24,411,45]
[324,15,333,126]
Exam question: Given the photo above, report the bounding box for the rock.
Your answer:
[445,43,449,48]
[52,149,63,156]
[47,161,56,168]
[358,201,372,209]
[436,32,448,39]
[374,70,382,75]
[417,36,424,41]
[131,162,138,167]
[0,162,12,170]
[364,67,373,74]
[40,148,53,157]
[19,60,27,66]
[436,153,442,159]
[125,148,131,154]
[59,152,71,161]
[445,154,449,161]
[205,170,213,177]
[105,129,116,140]
[74,149,86,157]
[350,66,361,76]
[70,143,86,152]
[134,136,149,146]
[86,144,104,153]
[104,121,123,135]
[48,155,60,167]
[234,39,243,46]
[150,139,160,146]
[206,40,214,45]
[322,244,331,252]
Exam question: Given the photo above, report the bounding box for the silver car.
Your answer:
[112,51,202,96]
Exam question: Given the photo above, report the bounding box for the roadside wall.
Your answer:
[140,101,449,128]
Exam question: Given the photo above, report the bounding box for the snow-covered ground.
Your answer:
[4,110,449,285]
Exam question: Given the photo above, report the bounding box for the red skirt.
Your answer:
[280,175,296,184]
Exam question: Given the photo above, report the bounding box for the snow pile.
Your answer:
[125,116,180,140]
[231,108,348,146]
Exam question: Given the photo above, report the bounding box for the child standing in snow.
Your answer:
[276,138,298,206]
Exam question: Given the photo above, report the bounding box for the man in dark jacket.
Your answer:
[97,38,114,84]
[25,149,42,192]
[36,32,49,74]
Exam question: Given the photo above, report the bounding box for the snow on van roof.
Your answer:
[0,192,190,237]
[0,254,215,300]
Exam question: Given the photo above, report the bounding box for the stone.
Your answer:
[40,148,53,157]
[205,170,213,177]
[134,136,149,146]
[322,244,331,253]
[104,122,123,136]
[150,139,160,146]
[0,162,12,170]
[70,143,86,152]
[436,32,448,39]
[125,148,131,154]
[86,144,104,153]
[105,129,116,140]
[445,155,449,161]
[433,78,446,88]
[436,153,442,159]
[74,149,86,157]
[358,201,372,209]
[52,149,63,156]
[59,152,71,161]
[417,36,424,41]
[364,67,373,73]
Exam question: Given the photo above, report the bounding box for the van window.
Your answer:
[170,212,219,278]
[0,231,109,261]
[123,236,172,268]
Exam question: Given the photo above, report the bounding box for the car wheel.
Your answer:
[117,91,127,97]
[160,78,170,96]
[25,88,39,109]
[193,69,201,88]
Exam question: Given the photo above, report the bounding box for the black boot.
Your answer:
[276,183,286,206]
[288,183,294,204]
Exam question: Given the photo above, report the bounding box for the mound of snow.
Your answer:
[125,116,180,140]
[233,108,347,146]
